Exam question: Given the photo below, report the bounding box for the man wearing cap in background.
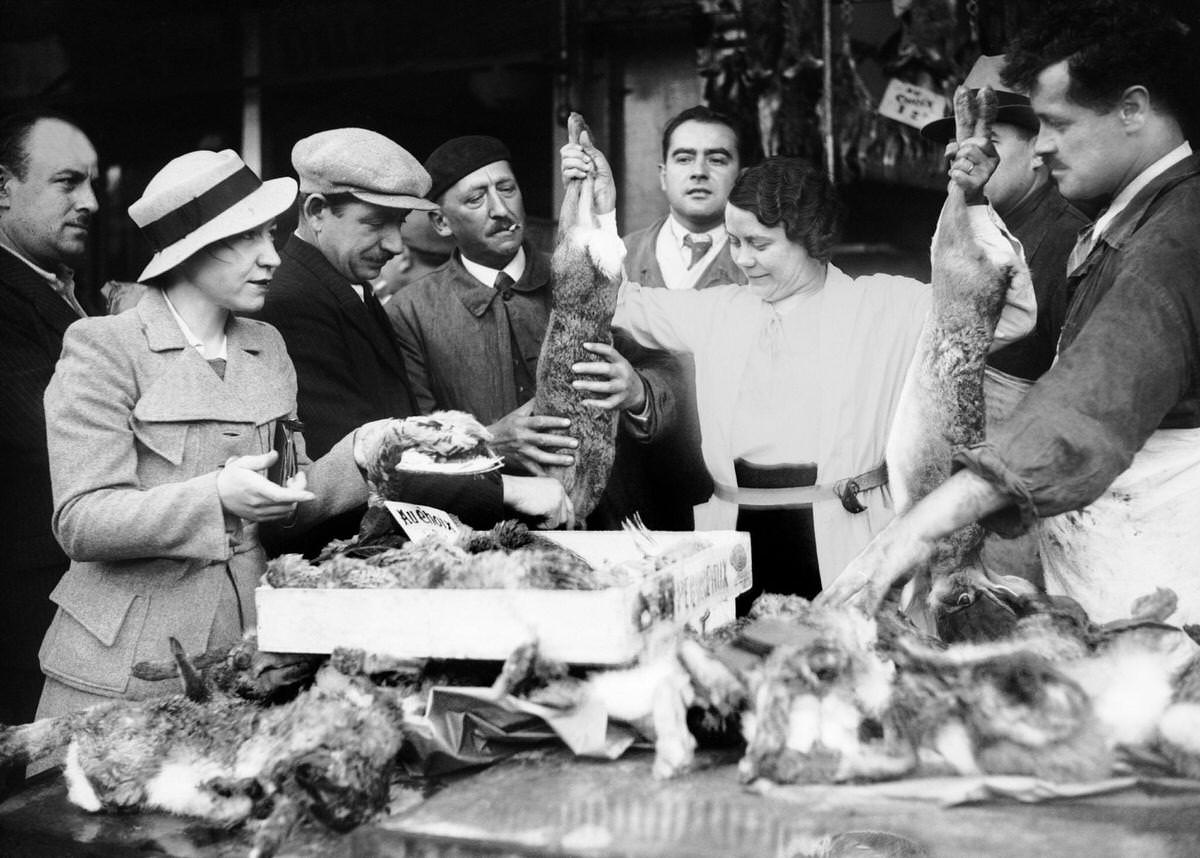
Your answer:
[389,135,682,527]
[255,127,493,555]
[822,2,1200,626]
[922,55,1089,418]
[0,110,99,790]
[923,56,1089,585]
[373,213,456,305]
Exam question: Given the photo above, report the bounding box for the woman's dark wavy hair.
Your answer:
[1002,0,1196,123]
[726,157,841,263]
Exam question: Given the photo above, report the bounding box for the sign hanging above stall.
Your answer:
[877,79,947,130]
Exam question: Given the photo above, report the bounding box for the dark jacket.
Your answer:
[986,182,1090,380]
[959,153,1200,530]
[258,236,416,458]
[0,246,90,721]
[388,244,688,529]
[254,235,503,555]
[620,218,749,525]
[388,246,550,424]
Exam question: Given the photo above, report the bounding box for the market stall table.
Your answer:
[4,749,1200,857]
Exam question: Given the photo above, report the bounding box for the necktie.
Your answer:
[490,271,531,408]
[682,233,712,270]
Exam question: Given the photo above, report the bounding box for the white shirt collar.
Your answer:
[163,291,228,360]
[461,246,527,289]
[0,232,73,286]
[665,213,725,248]
[1094,140,1192,240]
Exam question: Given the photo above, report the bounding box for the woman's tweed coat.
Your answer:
[38,288,367,705]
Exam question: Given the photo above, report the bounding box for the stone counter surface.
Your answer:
[3,749,1200,857]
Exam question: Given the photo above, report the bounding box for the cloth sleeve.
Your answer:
[954,232,1199,535]
[611,330,680,443]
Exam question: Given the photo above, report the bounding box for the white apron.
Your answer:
[1038,427,1200,625]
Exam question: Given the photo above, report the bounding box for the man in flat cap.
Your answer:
[388,135,684,527]
[255,128,516,554]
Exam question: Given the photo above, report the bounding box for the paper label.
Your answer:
[383,501,459,541]
[877,79,947,129]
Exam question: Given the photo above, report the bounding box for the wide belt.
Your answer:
[713,462,888,514]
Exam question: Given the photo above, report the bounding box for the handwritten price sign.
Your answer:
[877,79,947,130]
[384,501,460,542]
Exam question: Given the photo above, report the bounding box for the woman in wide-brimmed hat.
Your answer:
[35,150,569,719]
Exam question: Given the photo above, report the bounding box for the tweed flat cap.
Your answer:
[292,127,437,211]
[425,135,512,202]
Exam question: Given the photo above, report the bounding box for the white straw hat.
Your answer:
[128,149,297,281]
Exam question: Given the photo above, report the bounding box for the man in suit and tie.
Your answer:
[0,109,98,785]
[622,105,747,293]
[255,128,442,555]
[619,105,750,528]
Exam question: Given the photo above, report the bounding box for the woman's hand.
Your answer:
[571,342,646,412]
[501,474,576,529]
[217,451,315,522]
[560,131,616,214]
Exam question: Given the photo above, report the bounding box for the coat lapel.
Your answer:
[0,247,84,341]
[281,237,407,377]
[696,242,745,290]
[133,289,292,424]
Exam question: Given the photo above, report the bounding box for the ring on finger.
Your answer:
[964,162,975,174]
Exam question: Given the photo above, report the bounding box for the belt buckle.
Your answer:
[838,479,867,514]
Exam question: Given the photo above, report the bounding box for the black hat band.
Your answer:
[142,166,263,251]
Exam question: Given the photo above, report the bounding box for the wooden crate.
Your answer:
[256,530,750,665]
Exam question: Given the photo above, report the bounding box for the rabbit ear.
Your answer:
[170,636,211,703]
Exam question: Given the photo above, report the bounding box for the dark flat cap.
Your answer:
[425,135,512,202]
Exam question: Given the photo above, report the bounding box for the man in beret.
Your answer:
[387,135,684,526]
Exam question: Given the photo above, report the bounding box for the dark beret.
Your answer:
[425,135,512,203]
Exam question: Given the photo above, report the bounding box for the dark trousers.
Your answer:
[1,560,61,797]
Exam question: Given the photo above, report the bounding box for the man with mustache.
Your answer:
[388,135,679,525]
[821,1,1200,625]
[256,128,557,556]
[0,110,99,791]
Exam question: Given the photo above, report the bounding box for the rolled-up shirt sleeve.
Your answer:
[953,230,1199,536]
